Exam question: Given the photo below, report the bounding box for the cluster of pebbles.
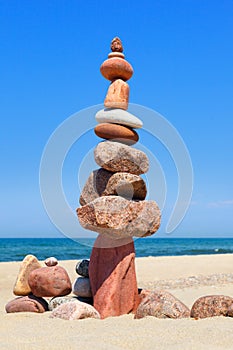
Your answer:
[5,255,100,319]
[5,254,233,321]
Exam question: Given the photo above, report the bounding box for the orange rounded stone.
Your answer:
[94,123,139,145]
[100,58,133,81]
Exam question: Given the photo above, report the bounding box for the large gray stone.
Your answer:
[73,277,92,298]
[80,168,147,205]
[77,195,160,239]
[94,141,149,175]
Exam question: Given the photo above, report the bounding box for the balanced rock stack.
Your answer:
[5,255,72,313]
[77,37,161,319]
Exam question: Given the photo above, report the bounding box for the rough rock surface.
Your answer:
[111,37,123,52]
[76,259,89,277]
[191,295,233,319]
[134,290,190,319]
[94,141,149,175]
[28,266,72,297]
[95,108,143,129]
[49,296,79,311]
[100,57,133,81]
[5,295,48,313]
[79,169,147,205]
[94,123,138,145]
[104,79,129,110]
[89,235,139,319]
[50,300,100,320]
[13,254,41,296]
[73,277,92,298]
[77,195,160,239]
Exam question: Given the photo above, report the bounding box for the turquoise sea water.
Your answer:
[1,238,233,262]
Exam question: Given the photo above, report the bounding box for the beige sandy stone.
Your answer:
[104,79,129,110]
[13,254,41,296]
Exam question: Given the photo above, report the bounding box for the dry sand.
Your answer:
[1,254,233,350]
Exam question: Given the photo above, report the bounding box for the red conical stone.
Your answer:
[89,235,139,319]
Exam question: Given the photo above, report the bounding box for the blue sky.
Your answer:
[1,0,233,238]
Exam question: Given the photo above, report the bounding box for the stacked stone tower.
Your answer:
[77,37,161,319]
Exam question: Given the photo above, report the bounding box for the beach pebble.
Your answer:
[50,300,100,320]
[95,108,143,129]
[5,295,48,313]
[73,277,92,298]
[89,235,138,319]
[75,259,89,277]
[80,169,147,206]
[134,290,190,319]
[44,257,58,267]
[191,295,233,319]
[94,141,148,175]
[49,296,79,311]
[100,57,133,81]
[104,79,129,110]
[28,266,72,297]
[13,254,41,296]
[108,52,125,59]
[77,195,160,239]
[94,123,139,145]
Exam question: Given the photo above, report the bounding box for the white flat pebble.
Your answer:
[95,108,143,129]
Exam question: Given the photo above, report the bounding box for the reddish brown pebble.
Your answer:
[134,290,190,319]
[94,123,138,145]
[104,79,129,110]
[5,295,48,313]
[89,235,139,319]
[100,58,133,81]
[28,266,72,297]
[111,37,123,52]
[191,295,233,319]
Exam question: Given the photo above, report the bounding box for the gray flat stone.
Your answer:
[95,108,143,129]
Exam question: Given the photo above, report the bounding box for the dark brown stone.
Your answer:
[191,295,233,319]
[94,141,149,175]
[134,290,190,319]
[77,195,161,239]
[89,235,139,319]
[28,266,72,297]
[79,169,147,205]
[5,295,48,313]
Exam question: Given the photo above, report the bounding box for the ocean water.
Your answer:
[1,237,233,262]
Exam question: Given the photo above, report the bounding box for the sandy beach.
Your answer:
[1,254,233,350]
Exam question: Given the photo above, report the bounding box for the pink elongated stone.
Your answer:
[89,235,139,319]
